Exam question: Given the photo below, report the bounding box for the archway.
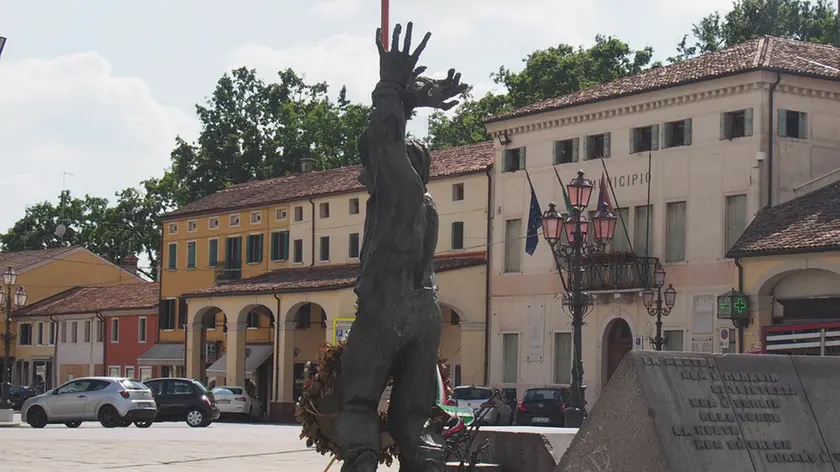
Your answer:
[284,302,327,403]
[189,306,227,384]
[440,305,464,387]
[602,318,633,384]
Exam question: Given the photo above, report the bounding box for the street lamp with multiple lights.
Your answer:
[0,267,27,410]
[541,170,617,428]
[642,266,677,351]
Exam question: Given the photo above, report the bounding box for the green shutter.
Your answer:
[501,149,508,173]
[270,233,278,261]
[572,137,580,162]
[663,123,673,149]
[603,132,611,158]
[777,108,787,137]
[209,239,218,266]
[168,243,177,269]
[683,119,692,146]
[720,113,727,140]
[281,231,290,260]
[745,108,754,137]
[629,128,636,154]
[519,147,526,170]
[552,141,560,165]
[799,112,808,139]
[187,242,196,269]
[651,124,660,150]
[257,234,264,263]
[582,136,589,161]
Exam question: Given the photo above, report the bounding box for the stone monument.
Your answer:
[557,351,840,471]
[336,23,467,472]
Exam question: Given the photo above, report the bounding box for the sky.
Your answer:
[0,0,736,235]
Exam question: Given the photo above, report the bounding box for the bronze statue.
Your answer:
[336,22,467,472]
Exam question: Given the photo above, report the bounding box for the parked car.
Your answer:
[450,386,513,425]
[142,378,219,428]
[211,385,263,420]
[21,377,156,429]
[514,387,569,427]
[9,385,37,410]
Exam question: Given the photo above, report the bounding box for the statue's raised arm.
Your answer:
[360,23,468,202]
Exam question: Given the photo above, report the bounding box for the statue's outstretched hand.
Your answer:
[411,68,469,111]
[377,22,430,87]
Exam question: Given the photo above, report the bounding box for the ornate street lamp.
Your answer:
[642,265,677,351]
[0,266,27,410]
[541,170,616,428]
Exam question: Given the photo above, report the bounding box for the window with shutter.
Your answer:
[611,208,631,252]
[246,234,264,263]
[208,239,219,267]
[293,239,304,264]
[633,205,654,257]
[585,133,610,159]
[504,219,522,273]
[503,148,526,172]
[320,236,330,261]
[553,333,572,384]
[178,298,188,328]
[630,125,658,153]
[271,231,290,261]
[187,241,196,269]
[724,194,747,253]
[348,233,360,259]
[167,243,177,270]
[665,201,687,262]
[502,333,519,383]
[779,109,807,139]
[721,110,751,139]
[554,139,577,164]
[451,222,465,250]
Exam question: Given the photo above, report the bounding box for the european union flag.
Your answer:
[525,170,542,256]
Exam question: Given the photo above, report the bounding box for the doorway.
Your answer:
[604,319,633,382]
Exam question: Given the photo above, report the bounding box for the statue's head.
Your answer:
[357,131,430,192]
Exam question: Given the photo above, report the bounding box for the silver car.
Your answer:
[21,377,157,428]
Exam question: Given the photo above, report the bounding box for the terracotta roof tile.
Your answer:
[487,36,840,123]
[182,253,487,297]
[728,182,840,257]
[15,283,160,317]
[0,246,79,272]
[164,141,494,220]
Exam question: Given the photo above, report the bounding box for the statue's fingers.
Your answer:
[413,66,427,77]
[404,22,413,54]
[447,68,456,81]
[375,28,385,54]
[411,32,431,60]
[391,24,402,53]
[441,100,460,111]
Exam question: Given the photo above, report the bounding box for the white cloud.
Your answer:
[313,0,362,18]
[0,52,199,232]
[230,34,378,105]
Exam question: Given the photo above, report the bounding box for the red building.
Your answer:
[103,294,161,382]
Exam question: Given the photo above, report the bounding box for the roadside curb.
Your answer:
[0,423,22,428]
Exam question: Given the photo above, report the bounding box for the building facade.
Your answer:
[2,246,144,390]
[14,283,160,385]
[482,36,840,406]
[151,142,494,420]
[729,180,840,356]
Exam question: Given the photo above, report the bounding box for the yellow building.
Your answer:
[727,180,840,355]
[148,142,494,421]
[0,246,144,390]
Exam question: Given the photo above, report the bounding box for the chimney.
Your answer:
[300,158,315,173]
[122,254,139,275]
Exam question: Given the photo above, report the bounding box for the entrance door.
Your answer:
[605,319,633,381]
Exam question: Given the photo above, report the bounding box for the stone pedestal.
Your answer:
[0,408,17,426]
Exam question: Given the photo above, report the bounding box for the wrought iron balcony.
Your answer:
[580,252,658,292]
[214,260,242,282]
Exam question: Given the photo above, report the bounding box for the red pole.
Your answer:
[381,0,389,51]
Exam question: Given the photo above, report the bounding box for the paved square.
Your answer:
[0,416,399,471]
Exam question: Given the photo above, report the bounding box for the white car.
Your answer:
[211,386,262,420]
[21,377,156,428]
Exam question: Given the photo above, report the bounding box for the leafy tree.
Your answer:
[671,0,839,62]
[427,36,657,149]
[0,184,168,280]
[168,67,370,206]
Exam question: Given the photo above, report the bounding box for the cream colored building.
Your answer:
[158,142,493,421]
[482,36,840,406]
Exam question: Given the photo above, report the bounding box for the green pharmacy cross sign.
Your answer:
[717,289,750,324]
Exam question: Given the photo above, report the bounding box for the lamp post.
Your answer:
[641,265,677,351]
[541,170,617,428]
[0,266,27,409]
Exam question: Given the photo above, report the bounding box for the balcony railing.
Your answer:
[762,321,840,356]
[215,260,242,282]
[580,253,658,292]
